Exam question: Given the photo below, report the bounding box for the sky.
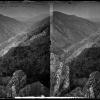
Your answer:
[54,1,100,22]
[0,2,50,21]
[1,1,100,22]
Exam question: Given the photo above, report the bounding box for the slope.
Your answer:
[0,16,50,89]
[51,11,99,55]
[0,14,27,43]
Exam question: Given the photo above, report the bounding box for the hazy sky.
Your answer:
[54,1,100,22]
[1,1,100,22]
[0,2,50,21]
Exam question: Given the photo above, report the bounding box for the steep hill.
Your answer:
[51,11,99,55]
[0,16,50,90]
[0,14,27,43]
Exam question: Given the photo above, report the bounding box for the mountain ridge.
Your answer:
[0,13,27,44]
[51,11,100,55]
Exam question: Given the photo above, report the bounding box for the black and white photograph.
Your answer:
[1,0,100,99]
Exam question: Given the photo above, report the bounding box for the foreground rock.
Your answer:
[83,71,100,98]
[50,53,70,96]
[6,70,26,98]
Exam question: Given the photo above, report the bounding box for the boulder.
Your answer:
[83,71,100,98]
[6,70,26,98]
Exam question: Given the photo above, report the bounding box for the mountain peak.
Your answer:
[53,11,77,17]
[51,11,99,55]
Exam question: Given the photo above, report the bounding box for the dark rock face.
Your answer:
[83,71,100,98]
[6,70,26,98]
[69,47,100,90]
[18,82,49,97]
[70,47,100,78]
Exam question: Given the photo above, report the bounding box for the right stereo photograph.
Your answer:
[50,1,100,98]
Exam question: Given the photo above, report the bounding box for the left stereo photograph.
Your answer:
[0,1,50,98]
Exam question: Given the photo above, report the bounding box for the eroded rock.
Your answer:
[50,52,70,96]
[6,70,26,98]
[83,71,100,98]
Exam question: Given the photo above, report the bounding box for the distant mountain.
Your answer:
[0,14,27,44]
[26,16,50,35]
[51,11,99,55]
[0,15,50,56]
[0,16,50,90]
